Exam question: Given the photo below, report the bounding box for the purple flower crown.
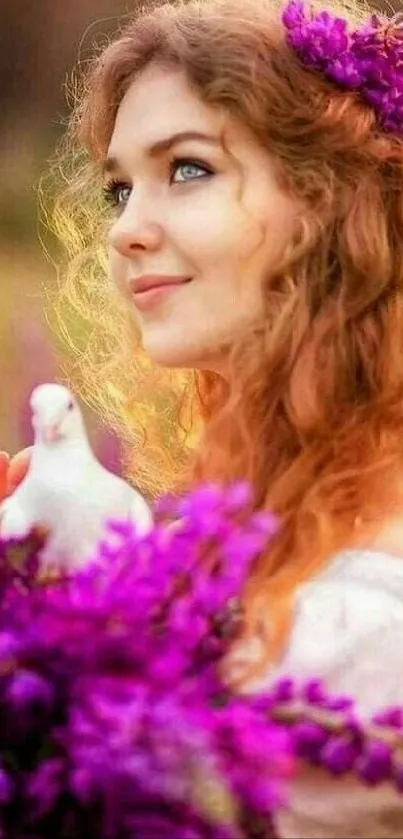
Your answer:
[282,0,403,135]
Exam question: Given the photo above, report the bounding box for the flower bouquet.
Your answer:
[0,483,291,838]
[0,482,403,838]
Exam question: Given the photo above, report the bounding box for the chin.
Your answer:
[142,335,225,372]
[144,344,200,369]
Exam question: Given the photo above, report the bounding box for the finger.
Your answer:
[7,447,33,493]
[0,451,10,499]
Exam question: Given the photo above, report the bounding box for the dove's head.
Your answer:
[30,384,86,445]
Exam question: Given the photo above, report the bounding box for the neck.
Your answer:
[32,434,93,461]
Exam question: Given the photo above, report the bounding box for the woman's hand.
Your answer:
[0,448,32,501]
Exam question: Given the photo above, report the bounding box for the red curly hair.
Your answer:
[51,0,403,672]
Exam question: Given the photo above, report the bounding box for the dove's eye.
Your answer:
[67,400,75,411]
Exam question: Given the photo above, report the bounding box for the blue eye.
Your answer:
[103,181,132,207]
[103,159,211,207]
[170,159,212,184]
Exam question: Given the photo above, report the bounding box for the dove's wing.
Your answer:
[33,461,153,571]
[81,460,153,537]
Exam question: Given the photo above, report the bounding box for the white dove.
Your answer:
[0,383,153,570]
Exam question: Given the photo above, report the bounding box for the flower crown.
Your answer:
[282,0,403,135]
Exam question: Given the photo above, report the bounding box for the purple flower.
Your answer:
[356,741,393,785]
[320,735,359,775]
[5,670,54,710]
[0,482,290,838]
[291,721,329,763]
[302,679,327,706]
[373,707,403,728]
[126,799,235,839]
[322,695,354,712]
[330,55,364,88]
[26,758,65,819]
[0,765,13,805]
[2,478,403,837]
[270,677,295,704]
[282,1,403,134]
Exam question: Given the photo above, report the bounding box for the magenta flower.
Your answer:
[0,483,289,838]
[282,1,403,134]
[1,482,403,838]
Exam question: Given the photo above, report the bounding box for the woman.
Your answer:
[4,0,403,834]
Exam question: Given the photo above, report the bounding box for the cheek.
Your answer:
[183,178,295,280]
[174,189,267,273]
[247,193,297,269]
[239,162,299,272]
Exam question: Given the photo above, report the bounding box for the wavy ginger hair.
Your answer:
[51,0,403,668]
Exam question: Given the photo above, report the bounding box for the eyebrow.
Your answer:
[103,131,220,175]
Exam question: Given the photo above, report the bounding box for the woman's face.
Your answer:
[106,63,299,371]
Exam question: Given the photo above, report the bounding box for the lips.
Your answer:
[129,275,191,295]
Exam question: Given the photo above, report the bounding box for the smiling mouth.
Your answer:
[130,277,192,311]
[130,275,192,293]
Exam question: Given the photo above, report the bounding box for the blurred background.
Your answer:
[0,0,398,464]
[0,0,134,468]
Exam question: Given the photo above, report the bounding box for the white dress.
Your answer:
[257,549,403,839]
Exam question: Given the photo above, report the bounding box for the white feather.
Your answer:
[0,383,153,570]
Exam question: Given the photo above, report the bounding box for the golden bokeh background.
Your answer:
[0,0,132,464]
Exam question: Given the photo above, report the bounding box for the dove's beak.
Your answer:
[43,424,62,443]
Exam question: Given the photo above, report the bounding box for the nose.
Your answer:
[108,198,164,257]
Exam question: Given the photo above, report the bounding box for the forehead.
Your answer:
[108,63,225,156]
